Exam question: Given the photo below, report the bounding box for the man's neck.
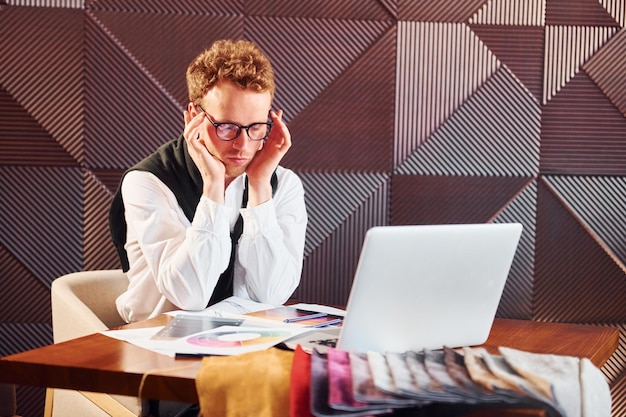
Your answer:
[224,174,238,190]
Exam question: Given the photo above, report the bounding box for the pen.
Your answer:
[307,318,342,328]
[175,353,214,359]
[284,312,328,323]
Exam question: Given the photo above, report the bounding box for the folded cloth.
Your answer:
[290,345,315,417]
[462,347,522,395]
[196,347,294,417]
[328,347,371,410]
[580,358,611,417]
[499,347,581,417]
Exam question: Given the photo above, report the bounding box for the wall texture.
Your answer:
[0,1,624,416]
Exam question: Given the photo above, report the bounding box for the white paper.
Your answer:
[288,303,346,317]
[167,325,309,356]
[101,299,344,357]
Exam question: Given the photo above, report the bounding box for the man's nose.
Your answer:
[231,132,252,150]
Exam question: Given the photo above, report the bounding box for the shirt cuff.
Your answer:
[193,196,234,235]
[240,200,279,237]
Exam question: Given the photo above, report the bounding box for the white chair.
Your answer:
[45,270,140,417]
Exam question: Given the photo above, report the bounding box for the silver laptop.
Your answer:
[336,223,523,353]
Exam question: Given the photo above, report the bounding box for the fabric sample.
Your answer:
[349,351,400,406]
[290,345,315,417]
[499,347,580,417]
[327,348,369,410]
[195,347,294,417]
[580,357,611,417]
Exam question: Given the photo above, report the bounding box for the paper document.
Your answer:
[168,325,308,356]
[102,299,342,357]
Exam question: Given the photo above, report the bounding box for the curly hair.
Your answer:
[186,39,275,104]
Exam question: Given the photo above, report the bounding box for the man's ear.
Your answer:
[188,102,198,116]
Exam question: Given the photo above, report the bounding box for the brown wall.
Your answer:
[1,1,625,416]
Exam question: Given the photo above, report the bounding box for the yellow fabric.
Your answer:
[195,348,295,417]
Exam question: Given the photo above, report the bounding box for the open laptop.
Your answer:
[335,222,523,353]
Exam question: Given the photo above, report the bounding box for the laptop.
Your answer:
[335,222,523,353]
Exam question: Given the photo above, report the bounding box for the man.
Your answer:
[109,39,308,325]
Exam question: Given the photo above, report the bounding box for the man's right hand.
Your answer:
[183,105,226,203]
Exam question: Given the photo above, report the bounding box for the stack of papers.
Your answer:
[103,296,345,357]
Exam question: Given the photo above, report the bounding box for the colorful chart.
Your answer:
[186,330,292,348]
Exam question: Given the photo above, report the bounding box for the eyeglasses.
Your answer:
[196,104,272,142]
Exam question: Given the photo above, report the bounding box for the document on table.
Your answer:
[102,297,343,357]
[104,321,310,357]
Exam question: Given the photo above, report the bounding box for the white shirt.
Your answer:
[115,166,308,323]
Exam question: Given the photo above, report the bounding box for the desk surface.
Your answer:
[0,317,619,404]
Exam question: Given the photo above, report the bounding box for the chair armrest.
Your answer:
[51,270,128,343]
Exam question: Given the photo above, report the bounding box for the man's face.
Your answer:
[198,81,272,180]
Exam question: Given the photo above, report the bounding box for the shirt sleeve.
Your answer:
[235,168,308,305]
[121,170,234,312]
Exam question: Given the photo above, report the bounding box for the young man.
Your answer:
[109,39,308,324]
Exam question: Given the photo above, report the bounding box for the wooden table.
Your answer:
[0,317,619,405]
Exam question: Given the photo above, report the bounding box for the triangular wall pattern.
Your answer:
[397,67,540,176]
[543,25,618,104]
[395,22,500,166]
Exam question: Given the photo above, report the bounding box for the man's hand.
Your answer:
[246,109,292,206]
[183,106,226,203]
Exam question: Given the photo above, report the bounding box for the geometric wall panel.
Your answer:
[298,220,367,308]
[91,168,125,194]
[613,371,626,417]
[398,0,488,22]
[469,0,546,25]
[543,175,626,268]
[604,323,626,384]
[6,0,82,6]
[0,7,84,164]
[245,0,395,20]
[248,16,393,123]
[300,172,389,257]
[601,0,626,27]
[84,170,120,270]
[0,166,83,287]
[85,0,239,14]
[543,25,618,104]
[545,0,622,26]
[535,178,626,323]
[0,87,75,166]
[0,323,51,357]
[0,244,50,323]
[14,386,45,417]
[469,0,546,104]
[283,28,396,172]
[469,25,545,102]
[541,70,626,176]
[395,21,500,166]
[583,28,626,116]
[89,10,243,106]
[493,180,537,320]
[390,175,533,226]
[297,173,389,306]
[84,14,184,169]
[396,67,540,176]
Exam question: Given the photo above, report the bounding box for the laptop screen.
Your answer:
[336,223,523,353]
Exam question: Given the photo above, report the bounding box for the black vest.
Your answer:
[109,135,277,306]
